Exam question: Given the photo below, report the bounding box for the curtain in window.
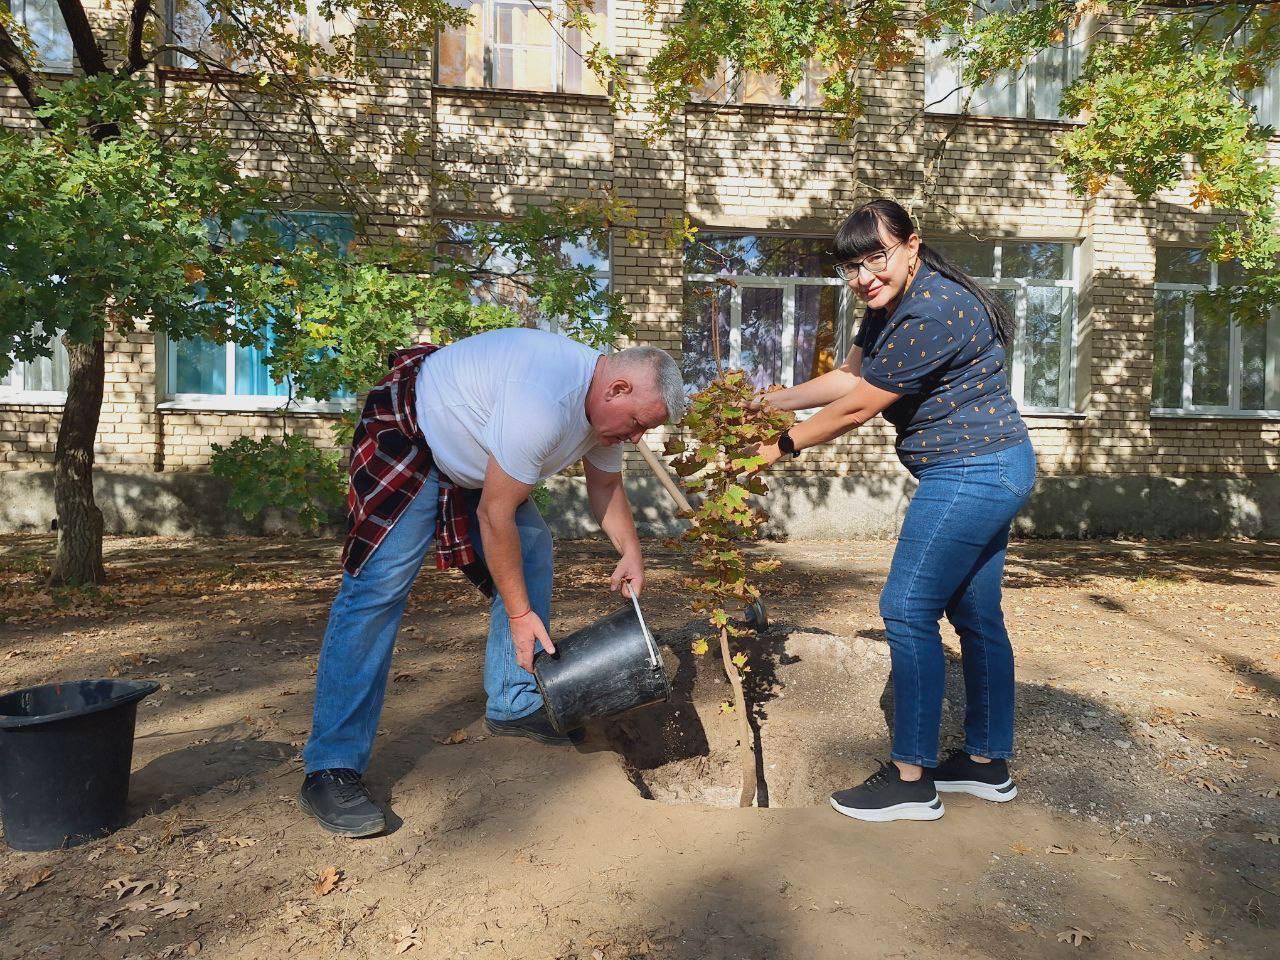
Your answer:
[10,0,73,69]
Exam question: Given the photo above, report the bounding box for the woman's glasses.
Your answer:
[835,241,903,281]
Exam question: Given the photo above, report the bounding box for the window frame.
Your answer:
[685,232,859,403]
[1152,254,1280,418]
[436,218,614,340]
[935,238,1081,413]
[4,0,74,73]
[695,59,828,110]
[158,210,357,413]
[433,0,611,96]
[0,355,69,405]
[924,8,1086,123]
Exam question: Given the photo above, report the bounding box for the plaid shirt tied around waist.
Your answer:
[341,344,492,596]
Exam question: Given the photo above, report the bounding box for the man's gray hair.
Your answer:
[611,345,686,423]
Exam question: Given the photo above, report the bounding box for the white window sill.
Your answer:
[157,397,353,415]
[1152,409,1280,421]
[0,392,67,407]
[1022,409,1085,419]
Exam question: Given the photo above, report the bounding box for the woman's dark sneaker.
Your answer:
[829,762,945,823]
[483,706,585,746]
[932,749,1017,802]
[299,769,387,837]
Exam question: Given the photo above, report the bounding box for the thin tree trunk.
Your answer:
[49,335,106,587]
[718,625,756,807]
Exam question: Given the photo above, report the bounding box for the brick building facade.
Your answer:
[2,2,1278,538]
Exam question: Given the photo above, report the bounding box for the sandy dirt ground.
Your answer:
[0,532,1277,960]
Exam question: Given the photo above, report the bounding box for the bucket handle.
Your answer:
[625,585,662,670]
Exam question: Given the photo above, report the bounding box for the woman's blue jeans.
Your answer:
[303,468,551,775]
[880,442,1036,768]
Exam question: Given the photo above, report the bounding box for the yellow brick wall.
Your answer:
[0,3,1275,487]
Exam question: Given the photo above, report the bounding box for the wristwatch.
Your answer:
[777,429,800,459]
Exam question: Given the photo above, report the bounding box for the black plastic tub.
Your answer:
[0,679,158,851]
[534,598,670,734]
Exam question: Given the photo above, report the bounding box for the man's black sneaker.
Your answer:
[830,762,945,823]
[299,769,387,837]
[932,749,1018,802]
[484,706,585,746]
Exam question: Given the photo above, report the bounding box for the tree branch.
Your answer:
[55,0,108,75]
[124,0,153,74]
[0,21,48,118]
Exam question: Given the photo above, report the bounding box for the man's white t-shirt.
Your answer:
[414,328,623,489]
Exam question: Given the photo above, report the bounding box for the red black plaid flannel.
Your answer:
[341,344,491,595]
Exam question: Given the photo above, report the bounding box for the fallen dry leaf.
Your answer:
[1195,778,1223,795]
[1127,941,1149,952]
[1255,832,1279,845]
[86,847,107,862]
[110,924,148,942]
[313,866,342,897]
[1057,927,1093,947]
[105,877,157,901]
[96,913,121,932]
[123,898,153,913]
[432,728,468,745]
[1150,872,1178,887]
[1257,787,1280,800]
[218,836,258,848]
[152,899,200,919]
[9,867,53,898]
[1046,844,1078,855]
[158,881,182,898]
[1184,931,1208,953]
[393,925,423,954]
[1008,841,1033,855]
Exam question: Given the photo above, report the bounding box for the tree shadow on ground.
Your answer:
[129,727,295,821]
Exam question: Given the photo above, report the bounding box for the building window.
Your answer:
[932,238,1078,411]
[683,234,855,396]
[4,0,73,71]
[165,0,355,70]
[1152,248,1280,414]
[164,212,355,406]
[695,60,829,109]
[925,1,1082,121]
[436,0,608,95]
[436,221,611,336]
[1,335,69,402]
[1243,46,1280,130]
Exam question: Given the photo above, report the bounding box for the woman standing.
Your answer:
[755,199,1036,823]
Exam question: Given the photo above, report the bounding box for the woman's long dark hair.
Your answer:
[834,199,1016,347]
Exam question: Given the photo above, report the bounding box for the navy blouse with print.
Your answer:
[854,265,1029,467]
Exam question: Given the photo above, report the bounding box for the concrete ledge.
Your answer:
[2,469,1277,541]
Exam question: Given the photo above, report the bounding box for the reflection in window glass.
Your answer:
[1152,248,1278,413]
[436,220,610,335]
[683,233,851,395]
[8,0,73,70]
[931,237,1076,410]
[165,0,356,70]
[681,282,732,392]
[167,211,355,400]
[924,1,1081,121]
[1155,247,1211,286]
[1191,314,1231,407]
[1152,290,1186,410]
[2,333,70,395]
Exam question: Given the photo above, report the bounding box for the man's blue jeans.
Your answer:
[880,442,1037,768]
[303,468,552,775]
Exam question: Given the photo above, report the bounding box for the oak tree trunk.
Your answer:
[48,334,106,587]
